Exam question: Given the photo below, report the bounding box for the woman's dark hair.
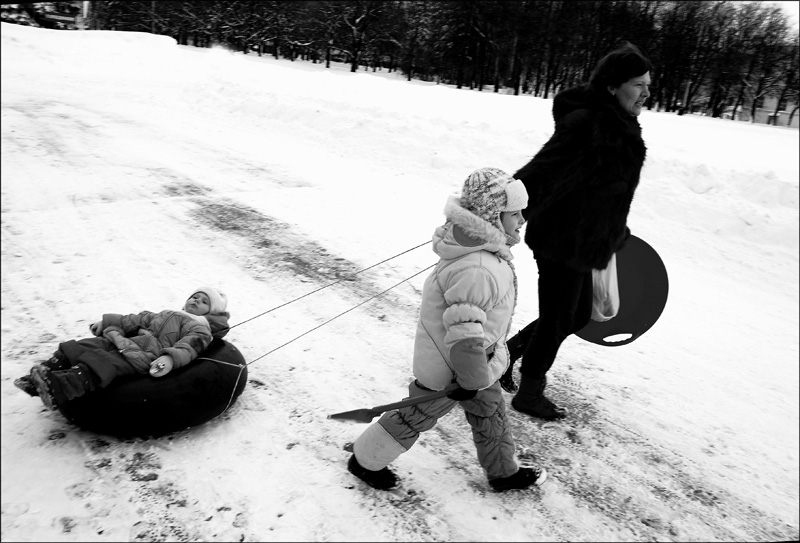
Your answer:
[589,42,652,92]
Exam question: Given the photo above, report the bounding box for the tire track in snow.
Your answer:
[502,370,799,542]
[57,427,258,542]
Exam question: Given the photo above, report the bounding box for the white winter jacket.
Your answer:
[412,196,518,391]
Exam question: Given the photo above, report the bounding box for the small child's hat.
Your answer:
[189,287,228,314]
[460,167,528,227]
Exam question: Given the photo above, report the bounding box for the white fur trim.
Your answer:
[442,196,515,261]
[502,179,528,211]
[444,196,507,248]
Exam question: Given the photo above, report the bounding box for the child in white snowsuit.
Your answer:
[347,168,548,492]
[15,287,230,411]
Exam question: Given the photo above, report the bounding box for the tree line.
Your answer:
[13,1,800,124]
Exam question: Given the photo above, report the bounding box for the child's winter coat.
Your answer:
[99,310,230,373]
[412,195,518,391]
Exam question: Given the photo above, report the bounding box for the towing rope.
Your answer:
[220,240,433,366]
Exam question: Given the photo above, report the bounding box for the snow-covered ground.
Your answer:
[1,22,798,542]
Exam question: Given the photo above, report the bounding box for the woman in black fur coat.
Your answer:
[502,42,652,420]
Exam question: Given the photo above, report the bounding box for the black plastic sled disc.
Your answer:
[575,235,669,347]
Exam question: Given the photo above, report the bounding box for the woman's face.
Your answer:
[610,72,651,116]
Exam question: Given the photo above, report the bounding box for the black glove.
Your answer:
[446,386,478,401]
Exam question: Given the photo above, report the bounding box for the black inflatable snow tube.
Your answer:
[57,339,248,438]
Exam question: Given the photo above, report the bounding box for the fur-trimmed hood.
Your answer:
[433,196,514,262]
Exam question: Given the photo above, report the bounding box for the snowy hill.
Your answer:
[1,22,798,542]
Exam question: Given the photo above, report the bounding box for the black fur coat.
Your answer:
[515,85,647,271]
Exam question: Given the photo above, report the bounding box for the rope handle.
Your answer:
[225,240,431,333]
[246,262,435,366]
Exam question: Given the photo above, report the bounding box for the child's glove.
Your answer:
[149,355,174,378]
[89,321,104,336]
[446,385,478,401]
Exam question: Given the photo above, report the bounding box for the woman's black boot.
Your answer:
[511,375,567,420]
[499,362,518,393]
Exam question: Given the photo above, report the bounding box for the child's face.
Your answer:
[500,210,526,243]
[185,292,211,316]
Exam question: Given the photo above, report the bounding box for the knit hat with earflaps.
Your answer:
[186,287,228,314]
[460,167,528,236]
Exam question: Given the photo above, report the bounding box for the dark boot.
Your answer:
[499,362,518,393]
[14,352,70,397]
[347,454,398,490]
[13,375,39,397]
[31,363,98,411]
[511,375,567,420]
[42,351,70,371]
[507,321,537,361]
[501,326,535,393]
[489,466,548,492]
[506,333,528,363]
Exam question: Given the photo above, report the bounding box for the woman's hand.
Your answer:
[149,355,174,378]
